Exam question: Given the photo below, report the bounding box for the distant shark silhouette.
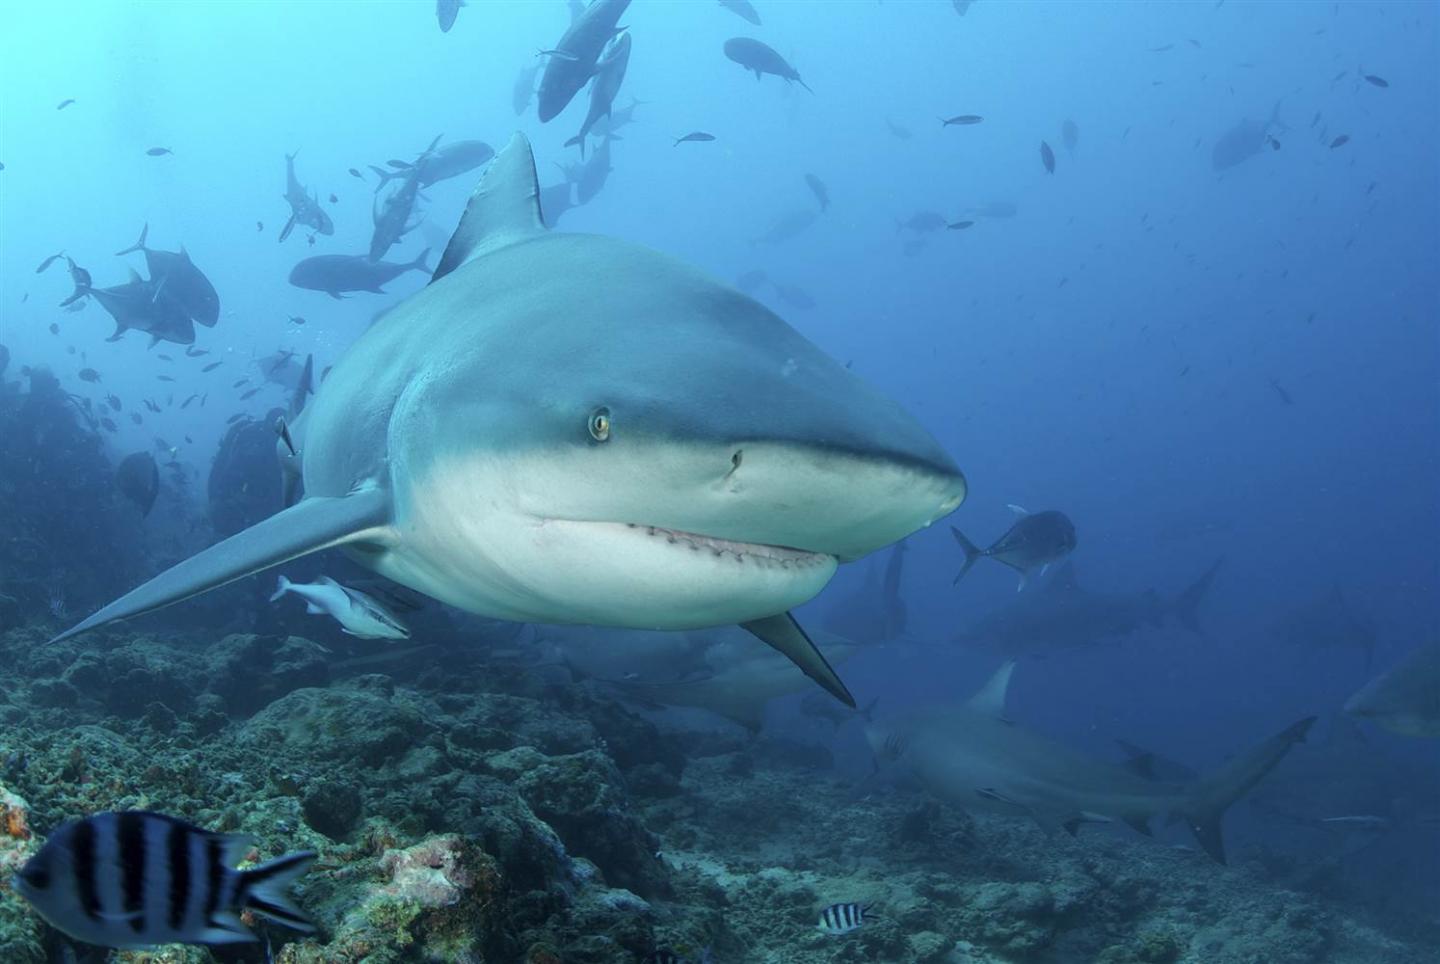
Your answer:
[866,662,1315,863]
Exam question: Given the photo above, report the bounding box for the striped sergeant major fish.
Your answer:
[817,901,875,935]
[12,810,316,949]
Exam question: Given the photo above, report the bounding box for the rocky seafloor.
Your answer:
[0,622,1435,964]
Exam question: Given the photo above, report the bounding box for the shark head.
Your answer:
[363,136,965,630]
[51,133,959,708]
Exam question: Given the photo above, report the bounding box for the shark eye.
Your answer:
[588,407,611,442]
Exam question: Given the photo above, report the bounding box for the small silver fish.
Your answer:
[271,575,411,639]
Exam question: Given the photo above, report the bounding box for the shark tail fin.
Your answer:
[408,247,433,275]
[270,575,292,602]
[1181,716,1315,863]
[1173,557,1224,633]
[950,526,984,586]
[49,489,394,644]
[115,223,149,257]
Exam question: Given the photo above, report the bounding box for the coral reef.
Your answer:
[0,620,1434,963]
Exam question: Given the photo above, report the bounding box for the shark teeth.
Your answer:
[625,523,828,567]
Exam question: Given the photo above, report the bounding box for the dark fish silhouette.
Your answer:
[436,0,462,32]
[56,98,76,110]
[369,139,495,189]
[1061,118,1079,152]
[1360,71,1389,88]
[114,224,221,328]
[279,151,334,243]
[952,507,1077,590]
[536,0,632,123]
[115,452,160,516]
[564,31,631,156]
[146,147,172,156]
[724,37,812,92]
[804,173,829,211]
[1040,140,1056,173]
[941,114,983,126]
[1329,134,1350,149]
[718,0,761,25]
[674,131,716,146]
[289,250,431,299]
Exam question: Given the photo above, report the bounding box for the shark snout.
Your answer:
[699,439,965,561]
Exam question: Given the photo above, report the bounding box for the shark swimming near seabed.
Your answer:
[51,133,967,708]
[865,662,1316,863]
[953,559,1222,656]
[1344,643,1440,738]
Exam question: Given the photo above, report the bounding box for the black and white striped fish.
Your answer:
[12,810,316,949]
[817,901,874,935]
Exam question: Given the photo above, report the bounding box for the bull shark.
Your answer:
[52,133,966,706]
[1272,583,1378,671]
[1344,643,1440,738]
[279,151,334,243]
[953,559,1221,655]
[866,663,1315,862]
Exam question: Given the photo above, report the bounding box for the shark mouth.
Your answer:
[622,522,832,568]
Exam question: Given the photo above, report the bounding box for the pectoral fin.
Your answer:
[50,488,394,643]
[740,612,855,708]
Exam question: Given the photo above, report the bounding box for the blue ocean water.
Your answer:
[1,1,1437,959]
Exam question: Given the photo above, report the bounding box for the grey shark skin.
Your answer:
[280,152,334,243]
[954,559,1221,655]
[866,663,1315,862]
[536,0,631,123]
[1344,643,1440,738]
[53,133,966,707]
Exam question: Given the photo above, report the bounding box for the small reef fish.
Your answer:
[818,901,874,935]
[271,575,411,639]
[13,810,315,949]
[673,131,716,146]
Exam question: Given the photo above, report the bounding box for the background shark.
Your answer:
[866,662,1315,862]
[52,134,966,709]
[953,559,1221,655]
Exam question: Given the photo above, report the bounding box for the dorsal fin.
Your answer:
[968,661,1015,716]
[431,132,545,283]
